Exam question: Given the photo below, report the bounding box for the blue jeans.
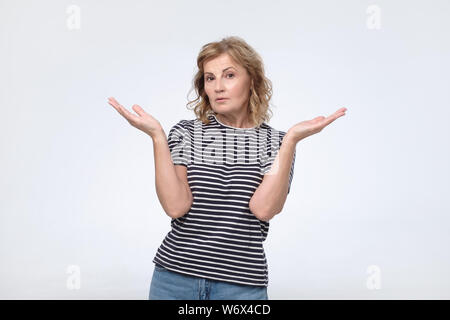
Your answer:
[149,264,268,300]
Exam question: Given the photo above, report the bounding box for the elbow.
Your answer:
[253,207,282,222]
[249,196,283,222]
[167,195,193,219]
[166,206,188,219]
[250,206,273,222]
[257,212,276,222]
[259,210,281,222]
[249,200,270,222]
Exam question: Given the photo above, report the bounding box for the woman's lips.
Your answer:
[216,98,228,102]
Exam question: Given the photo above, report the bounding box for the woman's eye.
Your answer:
[205,74,234,81]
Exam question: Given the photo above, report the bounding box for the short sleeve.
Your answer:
[261,131,296,194]
[167,120,190,167]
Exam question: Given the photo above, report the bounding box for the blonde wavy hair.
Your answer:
[186,36,274,128]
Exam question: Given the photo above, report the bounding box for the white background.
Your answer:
[1,0,449,299]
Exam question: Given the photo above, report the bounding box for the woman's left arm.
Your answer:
[249,133,297,222]
[249,107,347,222]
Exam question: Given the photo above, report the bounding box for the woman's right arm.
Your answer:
[107,97,192,219]
[152,131,193,219]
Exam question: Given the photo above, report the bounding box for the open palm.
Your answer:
[288,107,347,142]
[107,97,163,137]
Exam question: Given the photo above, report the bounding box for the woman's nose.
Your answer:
[214,78,225,91]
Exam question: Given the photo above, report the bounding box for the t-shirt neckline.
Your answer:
[211,114,258,131]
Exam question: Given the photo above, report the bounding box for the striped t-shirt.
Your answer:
[152,114,296,287]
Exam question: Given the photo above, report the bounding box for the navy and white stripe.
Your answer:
[152,115,295,287]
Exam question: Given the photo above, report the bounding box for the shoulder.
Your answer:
[260,123,287,146]
[170,118,196,130]
[260,122,286,134]
[171,118,194,127]
[168,119,197,139]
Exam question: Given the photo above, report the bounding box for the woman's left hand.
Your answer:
[286,107,347,143]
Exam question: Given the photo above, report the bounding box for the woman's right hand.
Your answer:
[107,97,164,138]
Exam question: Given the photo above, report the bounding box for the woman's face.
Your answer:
[203,53,252,118]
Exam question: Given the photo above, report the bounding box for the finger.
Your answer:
[108,99,123,115]
[321,112,343,127]
[108,98,140,122]
[108,97,121,108]
[307,109,346,132]
[132,104,146,117]
[328,108,347,120]
[107,97,120,111]
[108,99,127,117]
[108,97,129,116]
[311,116,325,123]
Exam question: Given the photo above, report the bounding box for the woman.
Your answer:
[107,36,347,300]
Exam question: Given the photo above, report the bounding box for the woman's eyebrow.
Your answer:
[204,66,236,76]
